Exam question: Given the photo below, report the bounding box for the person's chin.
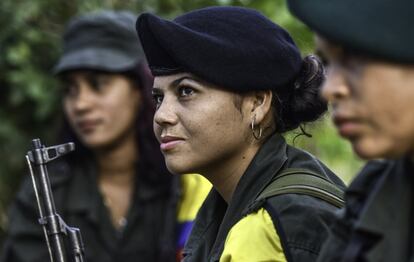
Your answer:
[353,146,377,160]
[80,136,111,150]
[165,159,193,175]
[352,138,397,160]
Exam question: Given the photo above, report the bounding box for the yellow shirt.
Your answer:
[220,208,287,262]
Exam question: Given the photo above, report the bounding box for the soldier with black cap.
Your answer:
[136,6,345,262]
[1,10,210,262]
[288,0,414,261]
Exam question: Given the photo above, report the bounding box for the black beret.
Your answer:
[288,0,414,64]
[136,6,303,92]
[54,10,145,74]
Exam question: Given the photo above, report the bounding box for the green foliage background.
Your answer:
[0,0,364,245]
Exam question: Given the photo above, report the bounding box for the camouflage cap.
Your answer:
[54,10,145,74]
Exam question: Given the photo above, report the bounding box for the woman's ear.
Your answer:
[250,90,273,125]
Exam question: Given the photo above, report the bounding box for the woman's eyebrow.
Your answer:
[171,76,198,87]
[153,76,199,90]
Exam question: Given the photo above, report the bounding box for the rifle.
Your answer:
[25,138,86,262]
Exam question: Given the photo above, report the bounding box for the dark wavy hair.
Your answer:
[272,55,327,134]
[58,63,172,186]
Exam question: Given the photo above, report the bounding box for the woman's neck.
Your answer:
[204,144,261,204]
[94,133,138,229]
[94,133,138,183]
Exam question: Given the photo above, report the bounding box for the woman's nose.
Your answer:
[72,85,95,113]
[321,65,350,103]
[153,96,179,127]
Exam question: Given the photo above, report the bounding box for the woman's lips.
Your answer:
[77,120,101,133]
[160,136,184,151]
[333,116,362,138]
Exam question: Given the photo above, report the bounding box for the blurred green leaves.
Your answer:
[0,0,364,244]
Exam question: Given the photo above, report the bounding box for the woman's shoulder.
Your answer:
[5,160,77,240]
[13,159,75,210]
[264,193,336,260]
[221,207,287,262]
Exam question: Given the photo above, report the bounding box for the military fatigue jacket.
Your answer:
[317,158,414,262]
[183,134,345,262]
[1,159,178,262]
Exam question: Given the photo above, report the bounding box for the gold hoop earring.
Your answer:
[251,115,263,140]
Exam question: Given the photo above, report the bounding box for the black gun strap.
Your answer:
[257,168,345,208]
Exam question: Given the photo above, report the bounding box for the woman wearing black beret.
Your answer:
[288,0,414,261]
[137,6,345,262]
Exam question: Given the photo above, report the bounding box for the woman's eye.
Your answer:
[152,93,163,108]
[90,74,111,91]
[62,83,78,98]
[178,86,194,97]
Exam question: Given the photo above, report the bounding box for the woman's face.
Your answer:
[62,71,141,150]
[317,37,414,159]
[152,73,253,175]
